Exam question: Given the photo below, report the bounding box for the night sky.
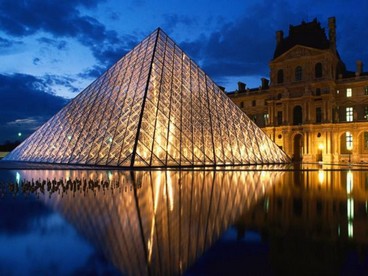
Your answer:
[0,0,367,143]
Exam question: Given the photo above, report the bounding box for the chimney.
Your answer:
[328,17,336,51]
[276,30,283,45]
[261,78,269,89]
[237,81,246,91]
[356,60,363,76]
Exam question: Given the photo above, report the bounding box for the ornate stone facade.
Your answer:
[228,17,368,164]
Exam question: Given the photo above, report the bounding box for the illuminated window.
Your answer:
[346,88,352,97]
[264,113,269,125]
[365,86,368,95]
[295,66,302,81]
[346,131,353,150]
[336,89,339,94]
[346,107,353,122]
[364,106,368,120]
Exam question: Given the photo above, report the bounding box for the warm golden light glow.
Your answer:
[318,169,324,184]
[346,131,353,151]
[166,171,174,211]
[347,170,353,194]
[318,143,324,150]
[148,171,163,263]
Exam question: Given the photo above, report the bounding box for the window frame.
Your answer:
[346,88,352,97]
[346,107,353,122]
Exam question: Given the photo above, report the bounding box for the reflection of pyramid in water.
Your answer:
[19,169,285,275]
[5,28,289,167]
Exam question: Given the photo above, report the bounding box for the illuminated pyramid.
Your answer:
[5,28,289,167]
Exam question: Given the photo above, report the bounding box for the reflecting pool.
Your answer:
[1,164,368,275]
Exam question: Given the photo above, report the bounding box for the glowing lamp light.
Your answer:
[17,132,22,137]
[318,143,324,150]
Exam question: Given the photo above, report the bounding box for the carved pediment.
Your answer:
[273,46,326,62]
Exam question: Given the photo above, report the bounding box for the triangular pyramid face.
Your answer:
[4,29,289,167]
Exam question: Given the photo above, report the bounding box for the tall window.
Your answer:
[365,86,368,95]
[252,100,256,107]
[315,62,322,78]
[293,106,303,125]
[264,113,269,125]
[240,102,244,108]
[295,66,302,81]
[346,107,353,122]
[365,106,368,120]
[277,69,284,83]
[277,111,283,126]
[346,88,352,97]
[365,132,368,150]
[346,131,353,150]
[316,107,322,123]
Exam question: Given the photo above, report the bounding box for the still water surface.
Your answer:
[0,164,368,275]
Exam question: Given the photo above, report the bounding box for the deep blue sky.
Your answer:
[0,0,367,143]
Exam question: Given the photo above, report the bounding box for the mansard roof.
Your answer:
[273,19,330,59]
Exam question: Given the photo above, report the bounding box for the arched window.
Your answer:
[295,66,302,81]
[315,62,322,78]
[277,69,284,83]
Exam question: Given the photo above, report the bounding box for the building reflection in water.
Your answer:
[238,166,368,274]
[18,167,284,275]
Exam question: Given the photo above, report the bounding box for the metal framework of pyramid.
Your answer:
[5,28,289,167]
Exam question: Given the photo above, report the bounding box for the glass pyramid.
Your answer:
[4,28,289,167]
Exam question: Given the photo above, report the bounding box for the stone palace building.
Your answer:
[227,17,368,163]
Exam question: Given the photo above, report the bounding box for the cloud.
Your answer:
[162,14,198,34]
[181,0,310,80]
[179,0,368,89]
[0,0,124,66]
[78,65,106,79]
[37,37,68,50]
[0,0,103,36]
[0,36,23,48]
[0,73,68,143]
[7,117,41,130]
[43,74,80,93]
[33,57,41,65]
